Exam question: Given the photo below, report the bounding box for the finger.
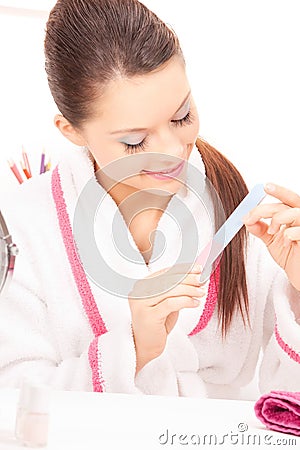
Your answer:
[155,295,203,318]
[283,226,300,246]
[154,283,207,305]
[146,262,202,279]
[243,202,288,226]
[168,272,207,288]
[132,269,207,303]
[264,183,300,208]
[268,207,300,234]
[129,280,206,306]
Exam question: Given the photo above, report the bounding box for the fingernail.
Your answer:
[196,287,206,295]
[265,183,275,192]
[194,264,203,272]
[267,226,275,235]
[192,298,200,306]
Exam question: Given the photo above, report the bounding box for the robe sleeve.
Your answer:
[259,266,300,394]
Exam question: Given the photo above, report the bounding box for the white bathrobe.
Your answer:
[0,144,300,399]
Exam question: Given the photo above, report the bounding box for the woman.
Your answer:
[0,0,299,398]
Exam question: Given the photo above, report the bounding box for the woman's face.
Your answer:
[69,56,199,203]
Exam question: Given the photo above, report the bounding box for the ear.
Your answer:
[54,114,86,146]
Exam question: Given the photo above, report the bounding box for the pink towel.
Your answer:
[254,390,300,436]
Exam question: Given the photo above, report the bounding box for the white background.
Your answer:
[0,1,299,196]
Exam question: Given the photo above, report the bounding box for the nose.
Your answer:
[147,129,186,169]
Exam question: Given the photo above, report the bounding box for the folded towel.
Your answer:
[254,390,300,436]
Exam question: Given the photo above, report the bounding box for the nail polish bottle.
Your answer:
[15,379,50,447]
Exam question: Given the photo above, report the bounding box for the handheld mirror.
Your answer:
[0,210,18,295]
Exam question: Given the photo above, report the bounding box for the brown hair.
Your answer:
[44,0,183,129]
[44,0,249,335]
[197,138,249,335]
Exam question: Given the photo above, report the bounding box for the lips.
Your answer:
[143,160,184,175]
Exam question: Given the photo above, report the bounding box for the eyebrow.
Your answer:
[110,90,191,136]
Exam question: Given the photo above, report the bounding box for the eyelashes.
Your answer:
[123,110,194,154]
[171,110,194,128]
[124,139,148,154]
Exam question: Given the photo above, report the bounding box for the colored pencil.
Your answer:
[22,145,32,177]
[8,159,23,184]
[40,152,46,174]
[45,158,51,172]
[20,161,32,179]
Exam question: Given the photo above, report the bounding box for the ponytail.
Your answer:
[196,137,250,336]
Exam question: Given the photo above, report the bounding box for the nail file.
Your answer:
[197,183,267,283]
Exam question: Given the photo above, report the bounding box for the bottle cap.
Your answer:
[18,377,50,414]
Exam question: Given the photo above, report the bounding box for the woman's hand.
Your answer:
[128,263,206,375]
[243,183,300,291]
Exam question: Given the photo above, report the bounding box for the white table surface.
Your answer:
[0,388,299,450]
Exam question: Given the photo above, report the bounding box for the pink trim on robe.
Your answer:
[88,337,105,392]
[275,323,300,365]
[51,166,107,392]
[189,264,220,336]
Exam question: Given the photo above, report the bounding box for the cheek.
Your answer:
[187,102,200,140]
[92,142,124,168]
[181,123,199,148]
[189,117,200,140]
[191,109,200,136]
[180,110,200,143]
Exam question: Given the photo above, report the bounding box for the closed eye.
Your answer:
[123,110,194,154]
[171,110,194,127]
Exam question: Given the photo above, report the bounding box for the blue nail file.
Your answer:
[197,183,266,283]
